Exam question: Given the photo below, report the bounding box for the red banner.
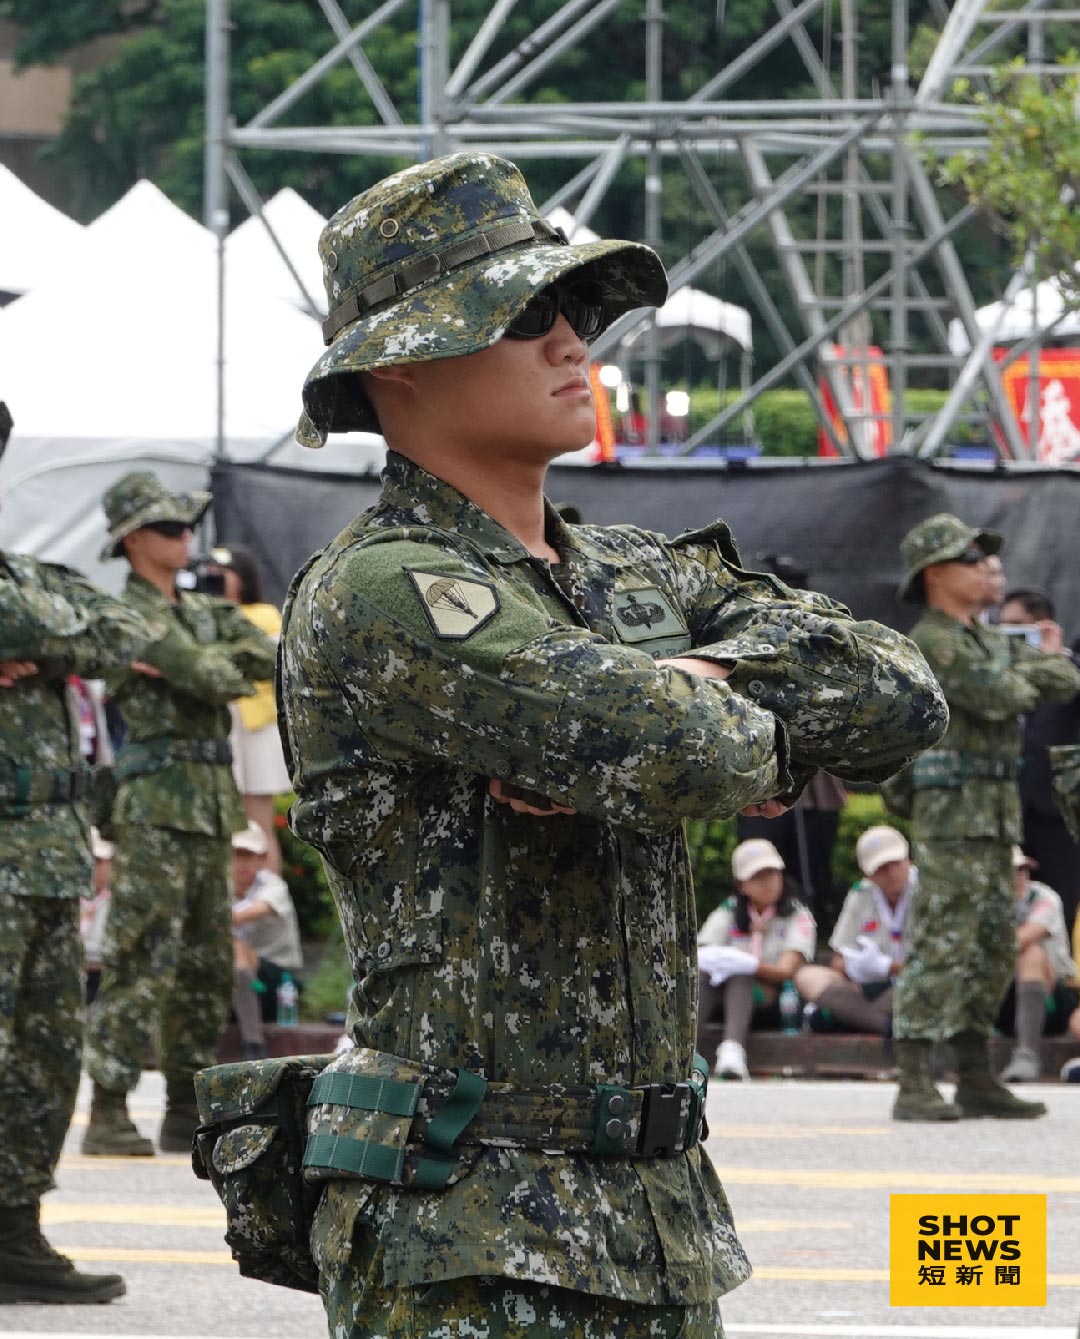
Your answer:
[818,345,893,457]
[995,348,1080,464]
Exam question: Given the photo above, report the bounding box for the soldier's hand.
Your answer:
[131,660,164,678]
[658,655,732,680]
[1037,620,1064,655]
[0,659,38,687]
[488,779,576,817]
[738,799,790,819]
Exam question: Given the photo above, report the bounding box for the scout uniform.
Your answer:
[83,472,277,1155]
[699,895,817,963]
[829,875,914,965]
[890,514,1080,1120]
[0,541,148,1302]
[277,153,949,1336]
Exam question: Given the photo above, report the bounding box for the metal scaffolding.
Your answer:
[205,0,1080,460]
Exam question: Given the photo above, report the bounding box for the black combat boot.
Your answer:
[0,1202,125,1303]
[81,1082,155,1156]
[159,1075,200,1153]
[951,1031,1047,1119]
[892,1039,960,1121]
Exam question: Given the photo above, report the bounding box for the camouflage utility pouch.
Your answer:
[304,1045,486,1192]
[1049,745,1080,843]
[192,1053,332,1293]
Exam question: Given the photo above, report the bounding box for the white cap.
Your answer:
[1012,845,1038,870]
[856,825,909,876]
[90,827,114,861]
[731,838,785,883]
[232,821,269,856]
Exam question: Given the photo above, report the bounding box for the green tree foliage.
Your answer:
[938,65,1080,307]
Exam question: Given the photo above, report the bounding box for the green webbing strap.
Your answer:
[13,765,31,816]
[689,1053,709,1146]
[307,1071,420,1119]
[303,1132,406,1185]
[413,1068,487,1192]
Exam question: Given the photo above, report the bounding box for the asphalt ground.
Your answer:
[0,1071,1076,1339]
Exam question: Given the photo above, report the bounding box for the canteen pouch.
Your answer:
[304,1045,486,1192]
[1049,744,1080,843]
[192,1053,333,1293]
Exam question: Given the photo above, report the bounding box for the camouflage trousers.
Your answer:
[320,1228,724,1338]
[84,824,233,1093]
[893,838,1015,1042]
[0,893,82,1206]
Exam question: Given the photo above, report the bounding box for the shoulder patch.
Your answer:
[407,569,500,640]
[612,587,685,643]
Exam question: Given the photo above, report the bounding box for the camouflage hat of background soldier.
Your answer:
[296,151,668,447]
[99,470,210,563]
[897,512,1002,604]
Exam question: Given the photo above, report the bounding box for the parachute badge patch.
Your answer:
[611,587,687,647]
[407,569,500,640]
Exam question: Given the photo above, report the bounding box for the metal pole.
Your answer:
[890,0,910,452]
[644,0,663,452]
[205,0,230,462]
[1026,16,1044,460]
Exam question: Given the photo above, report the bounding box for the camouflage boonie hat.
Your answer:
[297,151,668,447]
[100,470,210,562]
[897,512,1002,604]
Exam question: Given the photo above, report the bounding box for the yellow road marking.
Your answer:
[752,1266,1080,1286]
[715,1167,1080,1192]
[44,1205,224,1227]
[61,1154,192,1168]
[63,1247,233,1266]
[737,1218,853,1233]
[68,1112,160,1129]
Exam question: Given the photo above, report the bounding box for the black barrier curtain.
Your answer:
[211,454,1080,640]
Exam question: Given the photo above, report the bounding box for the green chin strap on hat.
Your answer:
[897,512,1003,604]
[296,151,668,448]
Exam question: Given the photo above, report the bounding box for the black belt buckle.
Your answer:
[637,1082,690,1157]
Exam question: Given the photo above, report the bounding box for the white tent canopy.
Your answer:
[0,164,85,297]
[0,179,353,589]
[226,187,328,315]
[948,276,1080,354]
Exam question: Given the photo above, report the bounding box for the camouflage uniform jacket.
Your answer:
[909,609,1080,842]
[0,552,150,898]
[106,574,277,836]
[278,453,947,1305]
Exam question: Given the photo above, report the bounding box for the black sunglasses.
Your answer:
[141,520,192,539]
[505,280,606,342]
[954,548,988,566]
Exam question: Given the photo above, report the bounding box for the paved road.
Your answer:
[0,1072,1076,1338]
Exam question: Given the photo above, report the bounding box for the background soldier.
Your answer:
[890,514,1080,1121]
[0,404,149,1303]
[83,472,276,1156]
[278,153,948,1337]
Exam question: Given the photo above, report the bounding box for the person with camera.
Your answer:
[276,153,948,1337]
[0,406,152,1302]
[888,514,1080,1122]
[82,471,276,1157]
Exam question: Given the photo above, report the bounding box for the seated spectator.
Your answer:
[80,828,114,1004]
[795,825,912,1039]
[697,839,816,1081]
[231,822,303,1060]
[997,847,1079,1082]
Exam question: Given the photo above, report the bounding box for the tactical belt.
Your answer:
[303,1059,710,1192]
[0,765,88,817]
[912,748,1019,789]
[115,736,232,780]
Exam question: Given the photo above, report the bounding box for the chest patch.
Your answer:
[612,587,689,652]
[406,569,500,640]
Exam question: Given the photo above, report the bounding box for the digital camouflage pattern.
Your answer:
[897,512,1002,603]
[298,152,667,445]
[892,608,1080,1042]
[1048,743,1080,842]
[84,825,235,1093]
[99,469,211,563]
[277,452,948,1307]
[0,551,149,1204]
[85,568,276,1094]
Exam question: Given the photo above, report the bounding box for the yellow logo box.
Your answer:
[890,1195,1046,1307]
